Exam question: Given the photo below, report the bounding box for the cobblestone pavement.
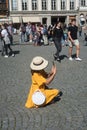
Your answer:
[0,35,87,130]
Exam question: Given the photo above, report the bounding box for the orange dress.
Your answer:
[25,70,59,108]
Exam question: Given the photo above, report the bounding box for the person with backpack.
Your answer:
[1,24,14,58]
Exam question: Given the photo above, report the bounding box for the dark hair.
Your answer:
[71,19,76,22]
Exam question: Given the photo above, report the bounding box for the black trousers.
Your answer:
[4,44,13,55]
[54,38,62,58]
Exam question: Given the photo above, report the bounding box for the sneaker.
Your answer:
[12,53,15,57]
[4,55,8,58]
[69,57,73,61]
[53,54,57,60]
[57,58,61,62]
[75,57,82,61]
[29,40,32,43]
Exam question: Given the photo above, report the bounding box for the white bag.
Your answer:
[32,90,46,106]
[4,35,10,44]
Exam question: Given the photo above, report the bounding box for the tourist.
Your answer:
[53,21,63,62]
[68,19,82,61]
[1,24,14,58]
[25,56,61,108]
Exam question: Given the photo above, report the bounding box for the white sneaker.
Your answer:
[4,55,8,58]
[69,57,73,61]
[29,40,32,43]
[12,53,15,57]
[75,57,82,61]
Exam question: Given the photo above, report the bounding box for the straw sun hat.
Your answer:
[30,56,48,70]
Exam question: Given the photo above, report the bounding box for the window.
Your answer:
[0,0,5,3]
[70,0,74,10]
[80,0,86,6]
[61,0,66,10]
[51,0,56,10]
[12,0,18,10]
[42,0,47,10]
[32,0,37,10]
[22,0,27,10]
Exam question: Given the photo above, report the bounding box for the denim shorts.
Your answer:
[68,39,79,47]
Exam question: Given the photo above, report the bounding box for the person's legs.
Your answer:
[69,47,73,58]
[54,39,61,60]
[4,44,8,57]
[75,40,82,61]
[8,44,14,56]
[68,40,73,60]
[1,40,5,56]
[76,45,80,58]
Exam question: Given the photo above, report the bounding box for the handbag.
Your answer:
[32,89,46,106]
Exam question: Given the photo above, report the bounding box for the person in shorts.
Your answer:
[68,19,82,61]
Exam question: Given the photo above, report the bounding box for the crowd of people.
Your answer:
[0,19,87,59]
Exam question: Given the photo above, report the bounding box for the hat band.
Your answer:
[33,60,44,66]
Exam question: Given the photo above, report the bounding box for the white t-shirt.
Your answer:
[1,29,10,44]
[1,29,8,37]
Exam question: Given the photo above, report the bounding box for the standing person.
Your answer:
[78,24,82,37]
[68,19,82,61]
[19,23,26,43]
[0,24,4,56]
[25,56,61,108]
[53,22,63,62]
[7,22,14,44]
[1,24,14,58]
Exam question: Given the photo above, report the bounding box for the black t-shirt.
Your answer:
[68,25,78,40]
[53,27,63,40]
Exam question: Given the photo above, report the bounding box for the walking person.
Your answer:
[25,56,61,108]
[1,24,14,58]
[7,22,14,44]
[68,19,82,61]
[53,21,63,62]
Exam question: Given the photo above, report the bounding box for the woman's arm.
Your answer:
[45,64,57,85]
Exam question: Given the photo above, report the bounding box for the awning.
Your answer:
[0,18,12,22]
[12,17,20,23]
[23,17,40,23]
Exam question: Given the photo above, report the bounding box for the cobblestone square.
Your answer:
[0,36,87,130]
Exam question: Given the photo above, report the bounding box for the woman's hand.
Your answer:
[51,63,57,75]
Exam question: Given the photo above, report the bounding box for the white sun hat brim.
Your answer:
[30,56,48,70]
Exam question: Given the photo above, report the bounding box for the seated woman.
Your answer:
[25,56,61,108]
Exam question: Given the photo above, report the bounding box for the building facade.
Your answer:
[9,0,87,26]
[0,0,9,18]
[79,0,87,26]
